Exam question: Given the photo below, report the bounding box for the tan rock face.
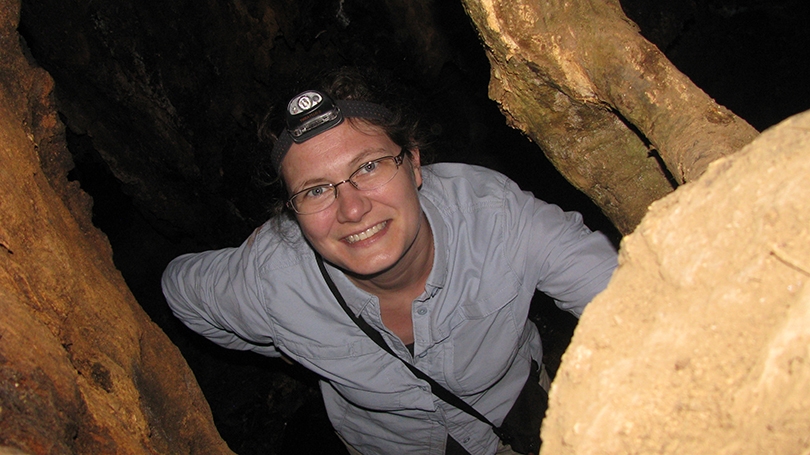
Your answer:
[0,1,232,453]
[543,110,810,454]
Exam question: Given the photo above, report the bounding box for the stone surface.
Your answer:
[460,0,759,234]
[0,0,233,453]
[543,109,810,454]
[5,0,810,453]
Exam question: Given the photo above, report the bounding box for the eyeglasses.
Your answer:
[286,148,407,214]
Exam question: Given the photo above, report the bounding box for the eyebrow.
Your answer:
[293,148,392,191]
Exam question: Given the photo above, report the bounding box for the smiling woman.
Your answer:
[161,67,618,455]
[282,121,428,282]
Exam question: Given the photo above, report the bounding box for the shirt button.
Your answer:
[416,307,427,316]
[462,437,470,443]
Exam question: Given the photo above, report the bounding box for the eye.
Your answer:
[303,185,331,199]
[356,160,380,175]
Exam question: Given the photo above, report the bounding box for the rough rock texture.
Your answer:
[0,0,233,453]
[6,0,810,453]
[461,0,760,234]
[543,110,810,454]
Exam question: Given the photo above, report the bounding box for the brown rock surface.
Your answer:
[0,0,233,453]
[543,110,810,454]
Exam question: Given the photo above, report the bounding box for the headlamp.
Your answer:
[286,91,344,142]
[270,90,395,173]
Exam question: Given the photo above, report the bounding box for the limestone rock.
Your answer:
[544,109,810,454]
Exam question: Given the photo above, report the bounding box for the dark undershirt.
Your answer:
[446,436,473,455]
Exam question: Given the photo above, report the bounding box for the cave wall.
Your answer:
[542,110,810,454]
[462,0,760,235]
[4,0,810,454]
[0,0,232,453]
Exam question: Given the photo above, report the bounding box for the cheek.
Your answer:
[296,214,332,244]
[402,183,422,212]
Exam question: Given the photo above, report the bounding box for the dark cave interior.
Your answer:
[16,0,810,454]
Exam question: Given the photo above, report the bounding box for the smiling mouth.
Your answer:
[345,221,387,244]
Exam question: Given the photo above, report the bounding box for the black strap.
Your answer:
[315,255,506,438]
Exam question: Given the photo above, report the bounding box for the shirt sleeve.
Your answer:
[161,230,281,357]
[504,180,618,317]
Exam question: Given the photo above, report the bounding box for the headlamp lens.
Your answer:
[285,91,343,142]
[290,91,322,114]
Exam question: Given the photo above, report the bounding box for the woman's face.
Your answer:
[281,120,428,278]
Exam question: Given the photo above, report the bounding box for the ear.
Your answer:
[408,148,422,188]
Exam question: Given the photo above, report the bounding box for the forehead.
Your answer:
[281,120,396,182]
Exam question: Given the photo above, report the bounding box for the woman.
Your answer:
[162,67,618,455]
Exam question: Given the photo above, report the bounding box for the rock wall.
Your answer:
[543,110,810,454]
[460,0,759,235]
[0,0,232,453]
[5,0,809,453]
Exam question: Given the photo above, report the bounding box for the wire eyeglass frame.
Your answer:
[286,148,408,214]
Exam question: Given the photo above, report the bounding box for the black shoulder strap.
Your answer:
[315,254,506,437]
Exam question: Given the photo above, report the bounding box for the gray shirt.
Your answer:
[162,163,618,454]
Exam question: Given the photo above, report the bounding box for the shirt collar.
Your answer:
[418,191,447,300]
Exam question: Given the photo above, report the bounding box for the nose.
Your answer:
[334,181,371,223]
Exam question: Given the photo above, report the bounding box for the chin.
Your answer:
[333,253,398,278]
[344,261,394,278]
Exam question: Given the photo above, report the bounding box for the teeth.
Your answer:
[346,221,387,244]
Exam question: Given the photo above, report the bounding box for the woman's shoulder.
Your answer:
[247,215,312,272]
[422,162,515,206]
[424,161,508,181]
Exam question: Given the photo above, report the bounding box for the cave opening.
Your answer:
[16,0,810,453]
